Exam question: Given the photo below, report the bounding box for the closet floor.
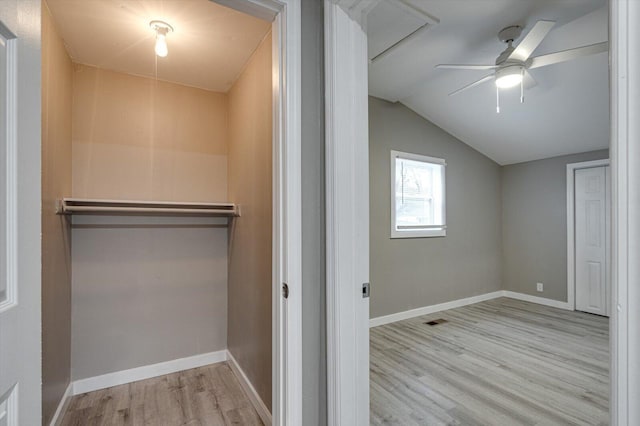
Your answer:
[59,362,264,426]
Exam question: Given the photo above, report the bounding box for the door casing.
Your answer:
[213,1,303,424]
[567,158,611,314]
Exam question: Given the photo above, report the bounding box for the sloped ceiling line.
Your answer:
[367,0,609,165]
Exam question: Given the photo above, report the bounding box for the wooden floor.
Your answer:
[60,362,263,426]
[370,297,609,426]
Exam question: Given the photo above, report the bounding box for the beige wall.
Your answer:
[41,3,73,424]
[369,97,503,318]
[70,66,230,379]
[72,64,228,202]
[227,33,273,409]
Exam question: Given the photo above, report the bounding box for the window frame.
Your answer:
[390,150,447,239]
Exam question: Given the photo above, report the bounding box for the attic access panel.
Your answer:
[367,0,438,62]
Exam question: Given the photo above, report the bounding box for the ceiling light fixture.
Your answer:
[149,20,173,58]
[494,64,525,113]
[495,65,523,88]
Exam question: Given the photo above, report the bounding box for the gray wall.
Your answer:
[71,216,228,380]
[369,97,503,318]
[502,149,609,301]
[301,0,326,424]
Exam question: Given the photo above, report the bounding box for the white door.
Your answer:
[574,166,610,316]
[0,1,42,425]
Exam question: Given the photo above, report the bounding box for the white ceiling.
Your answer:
[46,0,271,92]
[367,0,609,165]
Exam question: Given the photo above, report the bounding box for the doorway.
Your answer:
[324,0,639,425]
[568,159,611,317]
[0,0,302,424]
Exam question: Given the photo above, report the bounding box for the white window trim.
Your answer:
[390,150,447,239]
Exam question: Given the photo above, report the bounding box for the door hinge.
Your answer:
[282,283,289,299]
[362,282,370,298]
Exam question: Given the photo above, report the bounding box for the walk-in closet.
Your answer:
[41,1,274,424]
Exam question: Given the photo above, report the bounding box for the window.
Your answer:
[390,150,446,238]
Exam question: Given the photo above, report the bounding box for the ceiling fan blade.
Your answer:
[529,41,608,69]
[436,64,498,70]
[508,20,556,62]
[448,74,494,96]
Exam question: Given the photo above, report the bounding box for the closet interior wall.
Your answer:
[41,1,274,420]
[227,32,273,410]
[70,64,230,381]
[41,4,73,424]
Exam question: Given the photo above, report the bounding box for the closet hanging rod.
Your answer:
[57,198,240,217]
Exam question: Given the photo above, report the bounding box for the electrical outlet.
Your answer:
[536,282,544,292]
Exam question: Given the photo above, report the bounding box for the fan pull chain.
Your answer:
[496,86,500,114]
[520,69,525,103]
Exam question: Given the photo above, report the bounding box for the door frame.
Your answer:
[325,0,640,425]
[0,0,42,424]
[187,1,302,425]
[609,0,640,423]
[324,1,371,425]
[566,158,610,312]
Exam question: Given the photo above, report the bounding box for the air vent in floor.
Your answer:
[424,319,448,326]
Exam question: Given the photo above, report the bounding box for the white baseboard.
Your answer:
[226,350,272,426]
[369,291,504,327]
[370,290,573,327]
[503,290,572,310]
[49,382,73,426]
[72,350,228,395]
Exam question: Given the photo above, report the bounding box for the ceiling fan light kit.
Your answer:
[495,65,524,88]
[436,19,609,113]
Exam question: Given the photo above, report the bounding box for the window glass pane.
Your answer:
[395,157,443,228]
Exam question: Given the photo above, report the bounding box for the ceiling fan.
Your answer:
[435,20,608,110]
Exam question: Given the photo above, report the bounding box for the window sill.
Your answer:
[391,229,446,239]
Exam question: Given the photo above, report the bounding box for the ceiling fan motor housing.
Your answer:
[498,25,523,43]
[496,25,522,65]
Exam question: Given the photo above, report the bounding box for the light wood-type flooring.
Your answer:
[60,362,263,426]
[370,297,609,426]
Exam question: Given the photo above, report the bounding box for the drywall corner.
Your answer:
[41,2,73,424]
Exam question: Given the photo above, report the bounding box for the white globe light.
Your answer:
[495,65,523,88]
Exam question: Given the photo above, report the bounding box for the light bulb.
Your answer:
[150,21,173,58]
[495,65,523,89]
[155,32,168,57]
[495,74,522,88]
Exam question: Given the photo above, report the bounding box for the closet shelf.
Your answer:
[57,198,240,217]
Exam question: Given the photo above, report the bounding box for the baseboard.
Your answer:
[226,350,272,426]
[369,291,504,328]
[72,350,228,395]
[503,291,572,310]
[369,290,575,327]
[49,382,74,426]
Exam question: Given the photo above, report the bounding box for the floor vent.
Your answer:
[424,319,448,326]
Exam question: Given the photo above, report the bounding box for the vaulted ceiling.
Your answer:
[366,0,609,165]
[45,0,271,92]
